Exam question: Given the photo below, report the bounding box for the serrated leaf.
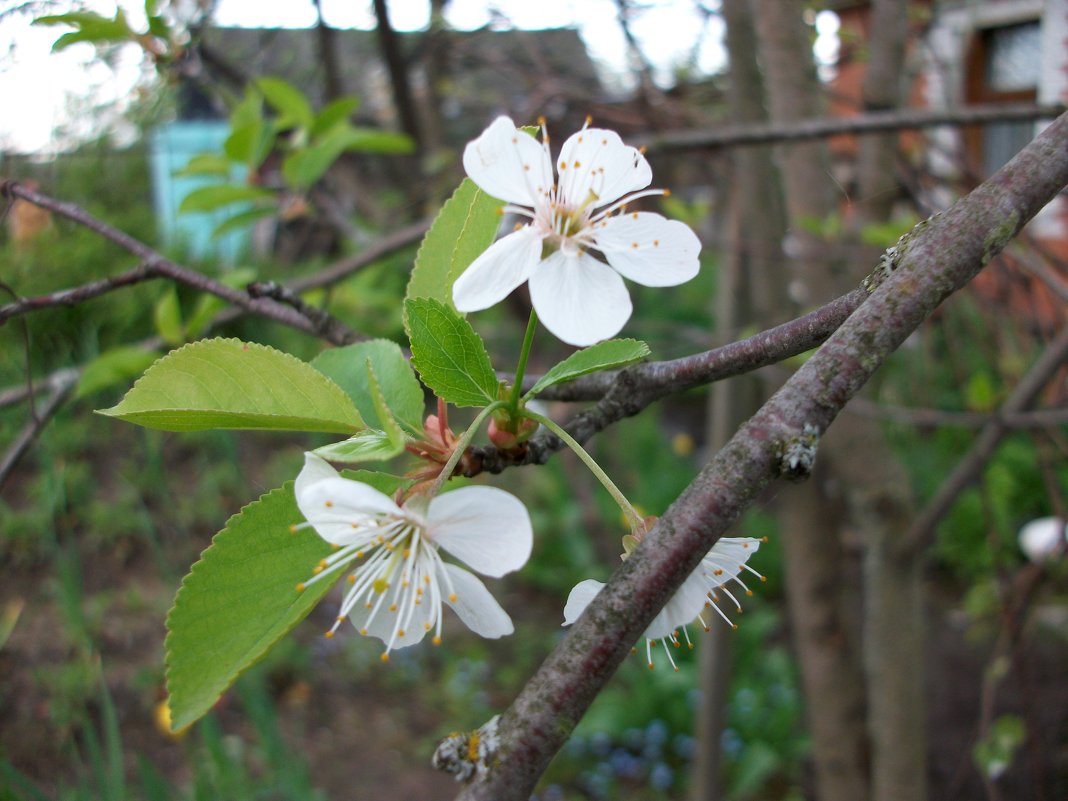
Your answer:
[313,428,404,463]
[179,184,274,214]
[165,483,333,731]
[405,179,501,307]
[153,287,184,346]
[404,298,499,407]
[99,338,364,433]
[75,347,161,399]
[311,340,424,434]
[256,77,313,130]
[525,339,650,398]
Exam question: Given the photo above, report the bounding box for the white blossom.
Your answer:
[563,536,765,670]
[453,116,701,346]
[293,453,532,660]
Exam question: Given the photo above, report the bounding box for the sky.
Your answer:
[0,0,838,153]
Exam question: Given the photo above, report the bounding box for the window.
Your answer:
[965,20,1042,176]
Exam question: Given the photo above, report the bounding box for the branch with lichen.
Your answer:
[448,113,1068,801]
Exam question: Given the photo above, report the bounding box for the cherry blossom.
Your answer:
[293,453,532,660]
[453,116,701,346]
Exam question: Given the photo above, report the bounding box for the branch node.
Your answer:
[776,422,821,481]
[432,714,500,783]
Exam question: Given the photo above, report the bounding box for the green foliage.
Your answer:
[526,339,650,398]
[973,715,1026,779]
[311,339,425,434]
[34,10,136,51]
[164,482,334,731]
[99,338,364,434]
[75,347,160,399]
[404,298,500,407]
[406,178,502,307]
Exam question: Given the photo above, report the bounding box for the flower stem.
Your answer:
[428,401,507,497]
[522,410,644,530]
[509,309,539,413]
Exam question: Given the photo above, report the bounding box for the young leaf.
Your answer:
[313,428,404,463]
[211,206,278,240]
[310,97,360,138]
[179,184,274,214]
[153,287,184,346]
[165,483,333,731]
[99,338,364,433]
[256,77,314,130]
[311,340,424,434]
[75,347,160,400]
[525,339,651,398]
[341,127,415,154]
[404,298,499,408]
[405,179,501,307]
[366,358,406,450]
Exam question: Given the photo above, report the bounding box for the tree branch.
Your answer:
[0,368,77,490]
[0,180,359,344]
[901,323,1068,557]
[451,112,1068,800]
[639,102,1066,152]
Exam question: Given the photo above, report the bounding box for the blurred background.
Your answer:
[1,0,1066,799]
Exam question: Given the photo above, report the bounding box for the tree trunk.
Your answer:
[751,3,872,800]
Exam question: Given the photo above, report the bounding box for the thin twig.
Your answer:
[902,324,1068,557]
[0,262,161,323]
[0,369,78,489]
[639,102,1066,152]
[846,395,1068,429]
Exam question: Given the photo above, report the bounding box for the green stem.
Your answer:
[428,401,507,497]
[509,309,539,413]
[522,410,644,530]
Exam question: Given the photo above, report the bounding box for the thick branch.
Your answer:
[453,112,1068,801]
[639,103,1065,152]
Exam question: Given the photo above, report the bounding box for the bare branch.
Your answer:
[452,112,1068,800]
[0,368,77,489]
[0,180,359,344]
[902,323,1068,557]
[639,102,1066,152]
[0,262,161,323]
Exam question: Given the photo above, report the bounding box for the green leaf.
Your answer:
[179,184,274,214]
[35,11,134,49]
[173,154,232,178]
[153,287,184,346]
[99,338,364,433]
[340,127,415,154]
[313,428,404,463]
[75,347,160,400]
[404,298,499,407]
[310,97,360,138]
[525,339,650,398]
[211,206,278,240]
[256,77,314,130]
[281,138,345,191]
[366,359,406,450]
[165,483,333,731]
[311,340,424,434]
[405,179,501,307]
[184,269,257,338]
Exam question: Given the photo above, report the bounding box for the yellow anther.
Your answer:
[653,239,660,247]
[313,566,323,575]
[467,733,481,763]
[432,635,442,646]
[631,242,638,249]
[373,578,389,593]
[573,160,581,168]
[324,500,333,508]
[648,663,655,670]
[397,629,406,637]
[324,630,335,639]
[337,615,346,622]
[523,164,530,171]
[348,575,356,584]
[388,603,398,612]
[639,145,647,154]
[360,627,368,635]
[632,212,639,219]
[601,138,608,145]
[559,161,567,170]
[449,593,458,603]
[585,114,593,125]
[663,188,672,197]
[380,653,390,663]
[288,524,299,534]
[424,622,432,631]
[511,136,518,144]
[295,582,306,592]
[331,544,340,551]
[537,115,546,126]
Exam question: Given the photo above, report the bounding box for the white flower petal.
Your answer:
[347,590,431,649]
[462,116,553,207]
[645,570,712,640]
[562,579,605,626]
[700,537,763,586]
[452,227,543,312]
[557,127,651,209]
[528,250,633,346]
[429,486,533,577]
[595,212,701,287]
[296,476,401,545]
[295,452,340,499]
[441,563,514,639]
